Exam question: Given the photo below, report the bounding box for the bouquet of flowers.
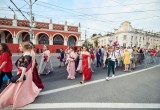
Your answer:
[44,55,48,62]
[113,41,119,47]
[57,56,61,59]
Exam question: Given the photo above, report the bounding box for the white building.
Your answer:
[87,34,113,47]
[113,21,160,49]
[88,21,160,49]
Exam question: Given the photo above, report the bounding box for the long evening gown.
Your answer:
[38,52,53,75]
[82,54,92,80]
[32,60,44,89]
[67,52,76,79]
[0,55,40,109]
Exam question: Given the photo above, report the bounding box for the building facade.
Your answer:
[88,21,160,49]
[113,21,160,49]
[0,15,81,52]
[87,34,113,47]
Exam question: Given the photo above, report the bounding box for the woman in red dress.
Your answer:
[29,41,44,89]
[0,43,13,88]
[80,46,92,84]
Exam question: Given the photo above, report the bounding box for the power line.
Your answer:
[1,8,160,24]
[32,3,111,23]
[112,0,158,18]
[10,0,29,21]
[36,1,113,23]
[8,6,15,14]
[23,0,29,5]
[70,2,160,10]
[85,9,160,15]
[1,7,160,16]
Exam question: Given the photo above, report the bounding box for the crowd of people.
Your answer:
[0,42,160,109]
[61,45,160,81]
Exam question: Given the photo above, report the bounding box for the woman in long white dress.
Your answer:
[38,45,53,75]
[76,47,82,73]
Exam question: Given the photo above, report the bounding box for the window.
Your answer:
[131,36,133,40]
[53,35,64,45]
[39,34,49,44]
[123,43,126,47]
[123,35,127,40]
[67,36,76,46]
[139,37,141,42]
[23,35,30,42]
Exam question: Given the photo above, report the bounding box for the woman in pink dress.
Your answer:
[67,47,77,80]
[80,46,92,84]
[0,42,40,109]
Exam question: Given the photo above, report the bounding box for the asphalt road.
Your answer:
[1,54,160,110]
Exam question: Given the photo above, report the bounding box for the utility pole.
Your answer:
[85,30,86,41]
[29,0,33,42]
[85,30,87,46]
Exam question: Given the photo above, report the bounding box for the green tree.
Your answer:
[94,40,99,47]
[92,33,97,37]
[98,33,102,36]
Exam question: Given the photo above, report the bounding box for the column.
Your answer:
[32,38,36,44]
[64,21,67,31]
[49,19,53,30]
[13,14,17,26]
[13,37,18,44]
[77,38,80,46]
[64,37,67,46]
[78,22,81,32]
[31,34,36,44]
[49,37,53,45]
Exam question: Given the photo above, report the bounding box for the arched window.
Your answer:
[38,34,49,44]
[23,35,30,42]
[6,34,13,43]
[53,35,64,45]
[1,31,13,43]
[18,32,29,43]
[67,36,76,46]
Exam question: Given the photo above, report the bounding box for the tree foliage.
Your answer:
[92,33,97,37]
[94,40,99,47]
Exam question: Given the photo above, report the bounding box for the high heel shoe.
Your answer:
[80,80,84,84]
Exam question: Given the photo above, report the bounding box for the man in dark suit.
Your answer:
[59,48,65,67]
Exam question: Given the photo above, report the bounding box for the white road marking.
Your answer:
[39,64,160,96]
[17,103,160,109]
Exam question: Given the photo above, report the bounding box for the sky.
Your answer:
[0,0,160,40]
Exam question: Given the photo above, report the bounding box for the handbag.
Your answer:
[10,75,26,83]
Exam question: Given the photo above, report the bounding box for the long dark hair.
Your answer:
[0,43,12,56]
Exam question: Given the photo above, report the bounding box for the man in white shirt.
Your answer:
[106,46,118,81]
